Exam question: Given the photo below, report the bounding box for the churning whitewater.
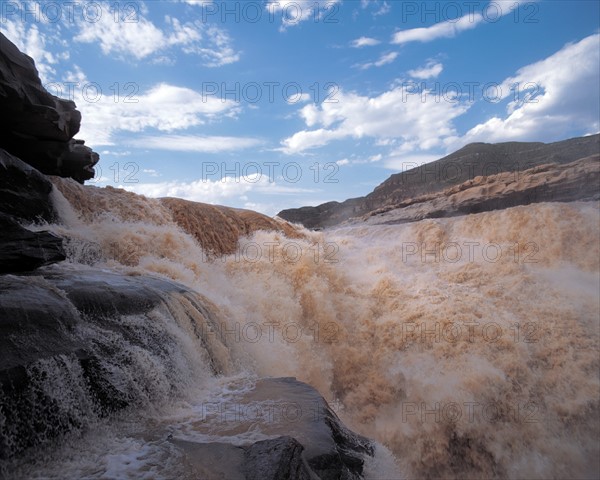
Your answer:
[9,179,600,479]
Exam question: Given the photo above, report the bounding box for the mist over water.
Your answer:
[21,180,600,479]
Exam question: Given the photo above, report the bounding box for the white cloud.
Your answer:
[285,93,311,104]
[336,158,350,166]
[373,1,391,16]
[128,135,263,153]
[0,19,67,82]
[374,51,398,67]
[101,150,131,157]
[280,86,469,154]
[446,33,600,148]
[408,61,443,79]
[179,25,241,67]
[392,12,483,45]
[267,0,341,30]
[359,51,399,69]
[68,77,240,146]
[351,36,381,48]
[391,1,529,45]
[74,4,239,66]
[143,169,161,177]
[360,0,391,16]
[122,174,316,206]
[74,5,163,58]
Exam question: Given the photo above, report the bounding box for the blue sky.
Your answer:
[1,0,599,215]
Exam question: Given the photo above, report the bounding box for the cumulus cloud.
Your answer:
[285,92,312,104]
[283,29,597,162]
[445,33,600,148]
[280,86,469,154]
[65,73,240,146]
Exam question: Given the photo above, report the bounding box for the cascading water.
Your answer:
[2,178,598,479]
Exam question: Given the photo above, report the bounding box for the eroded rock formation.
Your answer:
[0,32,99,183]
[358,155,600,225]
[0,149,66,272]
[279,135,600,229]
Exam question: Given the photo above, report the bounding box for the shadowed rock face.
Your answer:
[278,135,600,229]
[0,213,65,273]
[0,149,66,271]
[0,149,56,222]
[0,32,99,183]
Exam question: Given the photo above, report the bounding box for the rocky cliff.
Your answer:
[0,148,66,272]
[357,154,600,225]
[278,135,600,229]
[0,31,100,272]
[0,32,99,183]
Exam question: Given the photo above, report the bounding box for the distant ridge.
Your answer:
[278,134,600,229]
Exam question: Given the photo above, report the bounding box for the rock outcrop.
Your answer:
[170,377,374,480]
[278,134,600,229]
[0,148,56,222]
[50,177,305,258]
[357,155,600,225]
[0,149,66,272]
[1,30,98,272]
[0,213,65,273]
[0,32,98,183]
[0,267,229,459]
